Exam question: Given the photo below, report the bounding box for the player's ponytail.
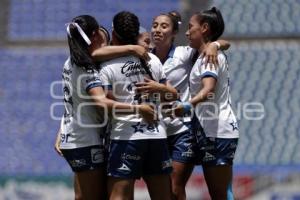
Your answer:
[66,15,99,70]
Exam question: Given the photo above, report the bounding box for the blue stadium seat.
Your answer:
[8,0,180,40]
[213,0,300,37]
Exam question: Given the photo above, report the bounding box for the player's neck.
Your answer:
[154,43,173,64]
[198,42,208,54]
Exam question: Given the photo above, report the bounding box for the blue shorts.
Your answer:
[192,117,238,166]
[61,145,106,172]
[167,123,198,163]
[107,139,172,179]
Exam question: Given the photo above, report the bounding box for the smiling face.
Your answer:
[151,15,176,47]
[186,14,207,49]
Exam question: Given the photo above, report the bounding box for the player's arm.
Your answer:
[88,87,156,123]
[135,78,178,102]
[170,77,216,117]
[54,126,63,156]
[90,45,150,62]
[189,77,216,106]
[203,39,230,67]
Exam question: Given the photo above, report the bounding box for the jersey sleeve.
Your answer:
[80,68,102,92]
[199,53,226,80]
[99,67,113,90]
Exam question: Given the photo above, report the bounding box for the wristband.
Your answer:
[182,102,193,114]
[213,41,221,50]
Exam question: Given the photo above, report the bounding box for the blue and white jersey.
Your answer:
[189,52,239,139]
[100,53,167,140]
[156,45,197,136]
[60,58,106,149]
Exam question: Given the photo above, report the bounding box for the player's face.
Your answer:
[90,28,109,49]
[138,32,151,51]
[151,15,175,47]
[186,15,204,49]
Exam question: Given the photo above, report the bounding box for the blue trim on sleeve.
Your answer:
[201,72,218,79]
[101,85,113,90]
[86,82,102,92]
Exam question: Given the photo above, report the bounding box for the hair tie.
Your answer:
[66,22,92,45]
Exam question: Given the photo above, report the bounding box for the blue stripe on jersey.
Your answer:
[159,78,167,83]
[86,82,102,92]
[201,72,218,79]
[102,85,113,90]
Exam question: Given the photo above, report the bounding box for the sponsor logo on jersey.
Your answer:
[121,61,147,77]
[203,152,215,162]
[70,159,87,168]
[121,153,141,161]
[91,148,104,163]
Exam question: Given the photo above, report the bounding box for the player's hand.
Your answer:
[202,42,219,70]
[135,78,162,94]
[137,104,157,124]
[164,104,185,118]
[54,132,63,157]
[132,45,150,61]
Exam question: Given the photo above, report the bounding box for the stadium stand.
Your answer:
[213,0,300,37]
[8,0,179,40]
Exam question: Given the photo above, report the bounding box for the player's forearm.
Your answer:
[159,83,178,102]
[91,45,138,61]
[190,86,215,107]
[93,96,139,114]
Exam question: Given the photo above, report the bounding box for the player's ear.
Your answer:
[111,30,118,44]
[201,22,209,34]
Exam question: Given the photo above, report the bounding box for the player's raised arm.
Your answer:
[91,45,150,62]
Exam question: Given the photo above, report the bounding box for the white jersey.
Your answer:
[60,58,105,149]
[189,52,239,139]
[157,45,197,136]
[100,53,167,140]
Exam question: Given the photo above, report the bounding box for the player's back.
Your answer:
[61,58,105,149]
[100,53,167,140]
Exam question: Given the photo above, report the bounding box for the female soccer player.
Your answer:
[100,11,177,200]
[58,15,156,200]
[171,7,239,200]
[136,11,230,200]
